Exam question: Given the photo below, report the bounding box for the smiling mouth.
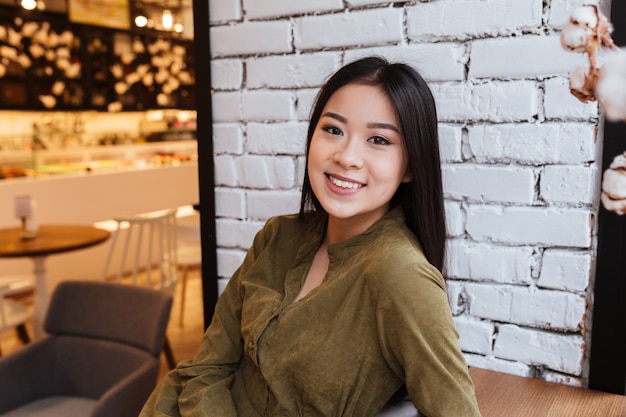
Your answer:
[327,174,363,190]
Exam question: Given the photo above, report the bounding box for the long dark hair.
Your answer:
[299,56,446,271]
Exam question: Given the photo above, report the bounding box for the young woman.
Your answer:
[140,56,482,417]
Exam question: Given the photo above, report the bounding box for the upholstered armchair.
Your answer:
[0,280,172,417]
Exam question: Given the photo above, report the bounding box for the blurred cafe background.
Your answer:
[0,0,200,286]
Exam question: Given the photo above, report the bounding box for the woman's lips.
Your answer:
[326,174,364,191]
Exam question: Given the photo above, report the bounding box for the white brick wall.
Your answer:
[207,0,609,386]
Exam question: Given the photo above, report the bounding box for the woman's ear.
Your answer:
[401,168,413,183]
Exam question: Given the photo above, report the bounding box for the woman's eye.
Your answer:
[368,136,390,145]
[323,126,343,136]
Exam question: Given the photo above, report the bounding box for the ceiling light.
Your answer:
[20,0,37,10]
[162,9,173,30]
[135,15,148,28]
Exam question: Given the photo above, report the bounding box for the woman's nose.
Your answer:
[333,138,363,169]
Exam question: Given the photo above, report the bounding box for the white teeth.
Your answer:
[329,176,361,189]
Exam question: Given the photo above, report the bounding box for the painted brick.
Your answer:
[211,59,243,90]
[407,0,543,42]
[215,187,245,219]
[345,43,467,82]
[294,9,404,50]
[466,282,586,331]
[454,315,494,355]
[242,90,294,121]
[246,53,342,89]
[216,218,263,249]
[466,283,513,323]
[446,241,533,285]
[438,124,462,163]
[296,155,307,188]
[444,201,464,237]
[213,124,244,154]
[214,155,238,186]
[464,353,532,377]
[537,250,591,292]
[466,206,592,248]
[510,289,585,331]
[442,164,535,204]
[217,248,246,278]
[247,189,301,220]
[209,0,242,23]
[295,89,318,121]
[544,78,599,120]
[212,91,241,123]
[445,280,466,316]
[541,165,596,205]
[243,0,343,20]
[346,0,389,6]
[493,324,584,375]
[432,81,539,123]
[247,122,308,155]
[468,36,586,80]
[211,21,291,57]
[236,155,296,189]
[217,278,230,295]
[467,123,596,165]
[542,370,583,387]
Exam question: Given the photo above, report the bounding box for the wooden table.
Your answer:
[0,225,110,339]
[470,367,626,417]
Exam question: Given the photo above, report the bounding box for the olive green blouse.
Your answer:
[139,207,481,417]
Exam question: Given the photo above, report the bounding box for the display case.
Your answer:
[0,5,195,111]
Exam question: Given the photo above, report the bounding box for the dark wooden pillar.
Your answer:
[192,0,218,329]
[588,1,626,395]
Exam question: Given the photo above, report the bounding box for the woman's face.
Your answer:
[308,83,412,240]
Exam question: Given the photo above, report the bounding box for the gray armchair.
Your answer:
[0,280,172,417]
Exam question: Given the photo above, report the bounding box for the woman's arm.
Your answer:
[139,222,272,417]
[375,261,482,417]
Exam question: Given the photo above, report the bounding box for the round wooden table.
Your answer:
[0,225,111,339]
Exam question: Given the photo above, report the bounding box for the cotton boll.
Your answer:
[120,52,135,65]
[107,101,123,112]
[64,62,81,78]
[38,94,56,109]
[569,62,600,103]
[17,54,32,69]
[51,80,65,96]
[114,81,129,95]
[560,23,592,53]
[601,152,626,215]
[132,39,145,54]
[570,65,588,94]
[29,43,45,58]
[21,22,39,38]
[595,50,626,121]
[110,64,124,79]
[570,5,599,30]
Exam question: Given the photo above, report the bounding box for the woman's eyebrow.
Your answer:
[321,111,347,123]
[367,122,400,133]
[322,112,399,133]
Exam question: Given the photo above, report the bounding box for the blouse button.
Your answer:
[249,341,255,351]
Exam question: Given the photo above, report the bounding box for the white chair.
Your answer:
[0,278,32,356]
[101,207,179,368]
[0,275,35,300]
[175,215,202,327]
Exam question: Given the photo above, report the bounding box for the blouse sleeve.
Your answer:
[138,222,271,417]
[374,261,482,417]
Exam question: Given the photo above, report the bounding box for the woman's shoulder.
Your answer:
[360,221,445,294]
